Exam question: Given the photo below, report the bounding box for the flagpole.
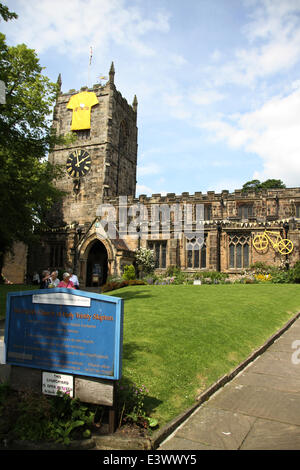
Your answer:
[88,46,93,88]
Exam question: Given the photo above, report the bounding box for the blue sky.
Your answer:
[2,0,300,195]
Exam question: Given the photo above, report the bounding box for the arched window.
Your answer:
[229,233,250,268]
[116,120,129,193]
[186,233,207,269]
[118,120,128,153]
[148,241,167,268]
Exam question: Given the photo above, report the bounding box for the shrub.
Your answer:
[0,386,97,445]
[289,261,300,283]
[250,262,272,274]
[127,279,145,286]
[255,273,272,282]
[194,271,228,283]
[172,271,187,285]
[115,380,158,430]
[106,275,123,283]
[101,279,145,293]
[165,265,181,277]
[135,248,155,274]
[122,264,136,281]
[101,281,127,293]
[269,269,291,284]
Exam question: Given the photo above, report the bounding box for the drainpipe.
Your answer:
[73,225,82,275]
[283,221,290,270]
[217,221,222,272]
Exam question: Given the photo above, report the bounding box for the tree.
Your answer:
[0,3,18,22]
[0,24,65,275]
[260,179,286,190]
[242,179,286,192]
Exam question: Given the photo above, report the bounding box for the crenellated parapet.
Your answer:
[103,187,300,224]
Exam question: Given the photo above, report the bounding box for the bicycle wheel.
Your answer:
[278,239,294,255]
[252,234,268,251]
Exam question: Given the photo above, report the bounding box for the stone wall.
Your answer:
[8,186,300,285]
[103,187,300,274]
[3,242,28,284]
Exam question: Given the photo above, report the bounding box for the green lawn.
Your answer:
[108,284,300,426]
[1,283,300,428]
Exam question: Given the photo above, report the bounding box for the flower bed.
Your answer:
[101,279,145,293]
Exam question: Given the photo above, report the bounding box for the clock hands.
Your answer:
[75,154,90,167]
[75,149,80,166]
[66,150,91,179]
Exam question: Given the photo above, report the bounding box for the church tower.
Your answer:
[27,64,138,285]
[48,62,138,226]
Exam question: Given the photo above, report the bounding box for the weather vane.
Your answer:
[88,46,93,87]
[98,75,108,85]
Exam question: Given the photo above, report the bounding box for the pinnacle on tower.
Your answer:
[109,62,115,84]
[132,95,138,112]
[57,73,62,90]
[55,73,62,99]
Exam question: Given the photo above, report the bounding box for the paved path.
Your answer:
[159,317,300,450]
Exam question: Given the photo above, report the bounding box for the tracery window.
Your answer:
[116,120,129,193]
[228,233,250,268]
[186,233,207,269]
[49,244,64,268]
[148,241,167,268]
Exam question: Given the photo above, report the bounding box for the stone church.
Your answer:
[4,64,300,285]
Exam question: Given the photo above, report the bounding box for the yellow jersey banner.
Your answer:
[67,91,99,130]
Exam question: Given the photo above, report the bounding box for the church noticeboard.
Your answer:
[4,289,123,380]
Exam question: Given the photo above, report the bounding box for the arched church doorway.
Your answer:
[86,240,108,286]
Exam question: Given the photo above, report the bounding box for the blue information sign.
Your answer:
[4,288,124,380]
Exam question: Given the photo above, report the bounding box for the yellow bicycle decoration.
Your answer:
[252,230,294,255]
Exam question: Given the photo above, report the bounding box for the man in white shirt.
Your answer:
[69,269,79,289]
[50,270,60,287]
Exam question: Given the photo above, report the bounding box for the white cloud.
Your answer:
[202,86,300,186]
[208,0,300,87]
[137,163,161,177]
[242,0,300,43]
[210,49,222,62]
[162,92,192,119]
[206,178,245,193]
[169,53,187,67]
[136,183,167,196]
[189,89,225,106]
[136,184,155,196]
[3,0,170,58]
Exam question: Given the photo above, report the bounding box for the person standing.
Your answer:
[32,272,40,285]
[40,270,51,289]
[57,272,74,289]
[69,269,79,290]
[49,270,60,287]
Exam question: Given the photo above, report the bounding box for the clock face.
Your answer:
[66,150,91,178]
